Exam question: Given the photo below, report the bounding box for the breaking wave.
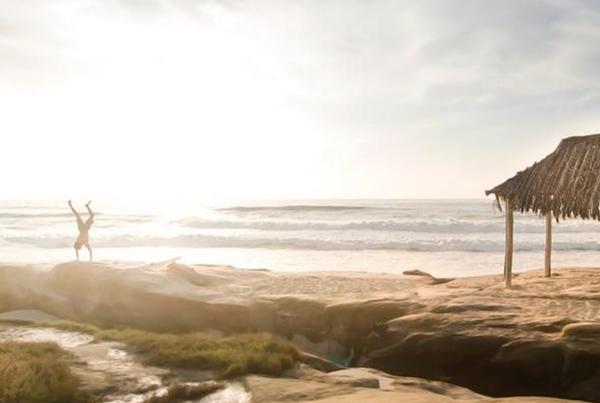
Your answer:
[218,205,369,213]
[5,233,600,253]
[177,218,595,234]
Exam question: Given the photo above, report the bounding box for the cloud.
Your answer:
[3,0,600,198]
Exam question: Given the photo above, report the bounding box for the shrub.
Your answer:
[0,341,89,403]
[36,320,300,377]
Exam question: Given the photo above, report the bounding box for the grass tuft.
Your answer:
[35,320,299,377]
[0,341,90,403]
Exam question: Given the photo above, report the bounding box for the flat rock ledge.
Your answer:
[1,262,600,402]
[248,366,586,402]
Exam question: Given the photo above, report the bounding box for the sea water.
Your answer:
[2,199,600,277]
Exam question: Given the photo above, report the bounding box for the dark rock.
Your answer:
[299,352,346,373]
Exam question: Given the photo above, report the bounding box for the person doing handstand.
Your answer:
[68,200,94,261]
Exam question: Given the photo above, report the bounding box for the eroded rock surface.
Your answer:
[360,269,600,402]
[2,262,600,401]
[0,261,428,359]
[247,366,585,403]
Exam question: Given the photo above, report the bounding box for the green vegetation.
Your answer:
[143,382,224,403]
[0,342,89,403]
[35,320,299,377]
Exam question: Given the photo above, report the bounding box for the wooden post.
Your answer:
[504,198,514,287]
[545,211,552,277]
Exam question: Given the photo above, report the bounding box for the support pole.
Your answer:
[545,211,552,278]
[504,198,514,288]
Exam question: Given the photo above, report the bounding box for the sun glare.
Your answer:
[1,2,325,202]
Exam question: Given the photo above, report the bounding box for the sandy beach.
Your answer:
[6,0,600,401]
[1,261,600,402]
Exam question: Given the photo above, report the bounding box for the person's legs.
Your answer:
[69,200,84,227]
[84,202,94,230]
[85,201,93,215]
[85,202,94,224]
[72,213,85,231]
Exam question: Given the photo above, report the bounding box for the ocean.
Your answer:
[2,199,600,277]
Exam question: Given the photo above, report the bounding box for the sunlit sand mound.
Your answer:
[1,261,600,401]
[0,260,431,338]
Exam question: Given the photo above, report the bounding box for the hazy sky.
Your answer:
[3,0,600,201]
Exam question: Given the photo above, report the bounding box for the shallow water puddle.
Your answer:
[0,326,93,347]
[108,386,169,403]
[199,383,251,403]
[0,326,250,403]
[107,382,251,403]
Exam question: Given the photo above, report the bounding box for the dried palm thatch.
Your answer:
[486,134,600,221]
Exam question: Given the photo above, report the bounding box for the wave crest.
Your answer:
[6,233,600,253]
[177,218,592,234]
[218,205,368,213]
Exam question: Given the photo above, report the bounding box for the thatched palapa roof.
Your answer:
[486,134,600,220]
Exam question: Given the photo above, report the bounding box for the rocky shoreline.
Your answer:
[1,261,600,402]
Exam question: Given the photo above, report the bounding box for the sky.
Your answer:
[2,0,600,202]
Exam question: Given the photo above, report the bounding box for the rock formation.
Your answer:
[2,262,600,401]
